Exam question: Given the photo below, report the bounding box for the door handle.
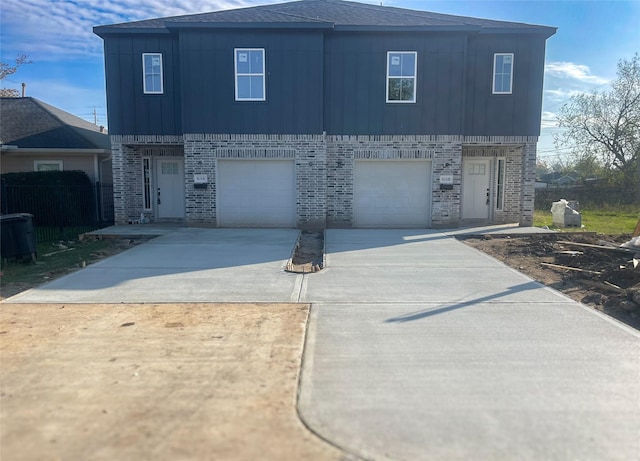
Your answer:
[486,188,490,205]
[157,187,161,205]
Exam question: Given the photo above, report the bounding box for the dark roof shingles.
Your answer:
[96,0,554,33]
[0,97,110,150]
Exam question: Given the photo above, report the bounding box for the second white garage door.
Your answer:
[354,160,431,228]
[217,160,296,227]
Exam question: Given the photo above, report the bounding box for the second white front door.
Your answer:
[462,159,491,220]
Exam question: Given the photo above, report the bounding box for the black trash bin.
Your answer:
[1,213,37,261]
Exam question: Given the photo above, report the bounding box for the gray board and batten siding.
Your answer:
[98,25,553,137]
[179,30,325,135]
[464,34,547,137]
[323,31,467,135]
[103,35,182,136]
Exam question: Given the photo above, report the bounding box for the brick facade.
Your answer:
[110,133,537,228]
[462,136,538,226]
[110,135,184,225]
[520,142,537,226]
[183,134,326,228]
[326,135,462,228]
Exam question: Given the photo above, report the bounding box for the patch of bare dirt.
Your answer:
[0,303,351,461]
[84,237,145,259]
[287,231,324,273]
[462,233,640,330]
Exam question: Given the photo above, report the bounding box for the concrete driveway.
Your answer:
[298,229,640,461]
[5,228,303,303]
[4,227,639,460]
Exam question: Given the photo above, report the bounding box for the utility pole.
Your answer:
[93,106,97,125]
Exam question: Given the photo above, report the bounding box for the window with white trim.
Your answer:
[143,53,164,94]
[493,53,513,94]
[235,48,265,101]
[386,51,417,103]
[34,160,63,172]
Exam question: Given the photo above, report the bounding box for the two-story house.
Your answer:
[94,0,555,228]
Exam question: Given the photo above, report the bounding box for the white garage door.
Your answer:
[217,160,296,227]
[354,160,431,228]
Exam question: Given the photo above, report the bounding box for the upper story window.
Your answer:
[386,51,417,103]
[235,48,265,101]
[143,53,164,94]
[493,53,514,94]
[34,160,63,172]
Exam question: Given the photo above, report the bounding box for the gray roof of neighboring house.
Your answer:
[94,0,556,36]
[0,97,110,150]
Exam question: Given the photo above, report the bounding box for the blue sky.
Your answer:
[1,0,639,162]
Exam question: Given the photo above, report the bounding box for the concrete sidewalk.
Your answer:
[298,229,640,461]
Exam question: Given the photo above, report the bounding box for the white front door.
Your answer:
[462,159,491,220]
[155,157,184,219]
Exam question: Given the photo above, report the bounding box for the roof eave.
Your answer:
[479,26,557,38]
[93,22,556,39]
[1,147,111,154]
[93,26,171,37]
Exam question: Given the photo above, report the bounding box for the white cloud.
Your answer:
[0,0,257,60]
[544,62,609,85]
[540,111,559,129]
[542,61,611,121]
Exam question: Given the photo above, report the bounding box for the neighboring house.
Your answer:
[94,0,555,228]
[0,97,112,184]
[539,171,579,187]
[554,173,579,187]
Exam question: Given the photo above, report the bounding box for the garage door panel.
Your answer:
[354,161,431,228]
[218,160,295,227]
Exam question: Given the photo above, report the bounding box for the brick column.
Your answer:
[295,135,327,229]
[431,139,462,228]
[520,142,537,226]
[184,135,216,224]
[109,137,127,225]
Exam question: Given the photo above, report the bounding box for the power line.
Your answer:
[542,81,612,113]
[537,145,575,154]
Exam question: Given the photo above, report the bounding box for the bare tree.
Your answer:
[0,54,32,97]
[555,53,640,199]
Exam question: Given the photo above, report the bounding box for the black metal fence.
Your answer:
[1,182,114,243]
